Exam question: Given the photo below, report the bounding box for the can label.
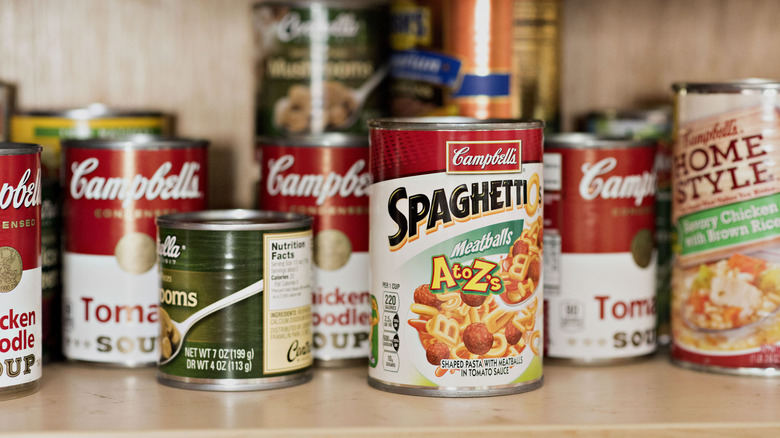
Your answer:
[157,226,313,380]
[543,146,657,360]
[0,153,42,389]
[672,103,780,369]
[10,115,169,178]
[369,125,543,393]
[258,142,370,362]
[254,3,389,136]
[62,146,207,365]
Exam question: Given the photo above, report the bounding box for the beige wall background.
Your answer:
[1,0,780,207]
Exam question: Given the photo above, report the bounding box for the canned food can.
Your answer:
[671,80,780,375]
[0,143,42,400]
[156,210,314,391]
[512,0,562,132]
[368,117,544,397]
[389,0,516,119]
[61,137,208,366]
[0,82,14,141]
[543,133,657,364]
[257,135,369,367]
[253,0,390,136]
[10,103,172,178]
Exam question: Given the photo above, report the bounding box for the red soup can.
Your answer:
[0,143,42,400]
[62,137,208,366]
[257,134,370,366]
[543,133,657,364]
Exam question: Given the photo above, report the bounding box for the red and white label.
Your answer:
[446,140,522,174]
[0,152,42,389]
[258,142,369,362]
[62,146,208,365]
[543,146,657,361]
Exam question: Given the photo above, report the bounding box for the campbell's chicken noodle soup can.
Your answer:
[61,137,208,366]
[368,118,544,397]
[0,143,42,400]
[257,135,369,366]
[671,80,780,375]
[543,134,657,363]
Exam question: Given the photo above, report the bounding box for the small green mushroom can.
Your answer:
[156,209,314,391]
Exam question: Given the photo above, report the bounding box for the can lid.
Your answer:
[0,142,43,155]
[16,103,166,119]
[61,135,209,150]
[368,117,545,131]
[157,209,313,231]
[672,78,780,93]
[256,133,368,148]
[545,133,656,149]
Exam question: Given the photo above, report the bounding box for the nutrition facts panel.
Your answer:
[381,290,399,373]
[543,231,561,297]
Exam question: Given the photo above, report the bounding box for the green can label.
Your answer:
[157,224,313,383]
[253,2,389,136]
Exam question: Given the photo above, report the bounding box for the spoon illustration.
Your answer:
[159,279,264,365]
[273,63,389,134]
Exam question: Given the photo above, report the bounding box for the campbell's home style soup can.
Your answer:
[368,117,544,397]
[0,143,42,400]
[543,134,657,364]
[61,137,208,366]
[156,210,313,391]
[671,80,780,375]
[257,135,370,367]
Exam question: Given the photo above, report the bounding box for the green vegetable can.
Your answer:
[156,210,314,391]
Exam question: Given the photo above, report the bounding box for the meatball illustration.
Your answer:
[504,324,523,345]
[460,290,487,307]
[463,323,493,355]
[414,284,440,308]
[426,341,450,366]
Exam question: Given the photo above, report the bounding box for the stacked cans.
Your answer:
[253,0,390,367]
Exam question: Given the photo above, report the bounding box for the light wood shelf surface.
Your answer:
[3,354,779,437]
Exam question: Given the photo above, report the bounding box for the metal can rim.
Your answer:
[672,78,780,94]
[368,117,545,131]
[0,142,43,155]
[157,209,313,231]
[61,136,209,151]
[15,103,166,119]
[545,132,656,149]
[256,133,368,148]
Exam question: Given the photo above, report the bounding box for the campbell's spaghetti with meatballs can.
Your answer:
[368,118,544,397]
[61,137,208,366]
[671,80,780,376]
[0,143,42,400]
[257,135,370,366]
[543,133,657,364]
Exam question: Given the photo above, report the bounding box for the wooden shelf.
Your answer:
[4,353,780,437]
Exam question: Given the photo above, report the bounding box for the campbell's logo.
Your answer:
[446,141,522,174]
[266,155,370,206]
[158,235,183,259]
[69,158,203,207]
[276,12,360,42]
[579,157,656,207]
[0,168,41,210]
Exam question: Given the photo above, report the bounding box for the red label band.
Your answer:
[0,153,41,270]
[63,147,208,255]
[258,144,369,252]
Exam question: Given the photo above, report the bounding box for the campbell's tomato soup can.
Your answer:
[543,133,657,364]
[671,80,780,375]
[0,143,42,400]
[257,135,369,366]
[368,117,544,397]
[61,137,208,366]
